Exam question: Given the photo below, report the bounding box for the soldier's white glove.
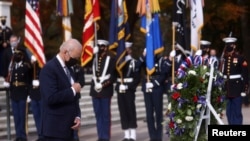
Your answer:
[195,49,202,56]
[95,83,102,90]
[143,48,147,57]
[169,50,176,58]
[32,80,40,87]
[3,81,10,88]
[93,46,99,54]
[119,84,127,91]
[241,92,246,97]
[31,55,37,63]
[27,96,31,103]
[146,82,153,89]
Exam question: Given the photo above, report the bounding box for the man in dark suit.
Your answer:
[90,39,116,141]
[39,39,82,140]
[9,48,32,141]
[1,34,19,83]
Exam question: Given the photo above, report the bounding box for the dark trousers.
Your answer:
[92,97,111,140]
[226,96,243,124]
[117,90,137,129]
[30,100,42,138]
[143,87,163,140]
[11,99,27,139]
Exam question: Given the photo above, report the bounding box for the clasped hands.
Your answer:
[95,83,103,91]
[146,82,153,89]
[119,84,128,92]
[72,83,82,93]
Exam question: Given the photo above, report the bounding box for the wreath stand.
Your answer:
[193,60,224,141]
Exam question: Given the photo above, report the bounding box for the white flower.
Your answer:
[188,70,196,75]
[185,116,194,121]
[196,104,202,109]
[167,103,171,110]
[176,83,183,90]
[203,65,207,70]
[176,119,182,124]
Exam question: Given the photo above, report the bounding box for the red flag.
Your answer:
[24,0,46,68]
[81,0,100,67]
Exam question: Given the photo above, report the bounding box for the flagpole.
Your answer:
[94,22,98,71]
[172,22,176,84]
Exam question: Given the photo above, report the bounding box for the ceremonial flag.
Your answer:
[190,0,204,52]
[24,0,46,68]
[56,0,73,41]
[81,0,100,67]
[109,0,130,77]
[137,0,164,76]
[173,0,188,52]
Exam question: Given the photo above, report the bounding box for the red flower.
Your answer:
[193,95,198,102]
[169,121,175,129]
[217,96,221,103]
[172,92,180,100]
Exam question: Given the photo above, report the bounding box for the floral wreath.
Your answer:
[165,58,226,141]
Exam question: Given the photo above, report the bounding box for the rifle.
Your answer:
[5,56,14,82]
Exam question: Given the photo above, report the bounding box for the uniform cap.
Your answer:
[97,39,109,46]
[200,40,211,49]
[0,16,7,20]
[222,37,237,43]
[200,40,211,46]
[125,42,133,48]
[14,48,25,55]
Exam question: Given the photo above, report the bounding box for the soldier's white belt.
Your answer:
[117,78,133,83]
[223,74,241,79]
[93,74,110,82]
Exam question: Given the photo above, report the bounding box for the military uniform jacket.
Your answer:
[141,56,172,92]
[10,61,32,101]
[0,26,12,50]
[90,54,116,98]
[115,58,142,92]
[223,53,249,97]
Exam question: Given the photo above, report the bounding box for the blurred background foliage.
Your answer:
[9,0,250,70]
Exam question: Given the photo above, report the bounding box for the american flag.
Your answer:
[24,0,46,68]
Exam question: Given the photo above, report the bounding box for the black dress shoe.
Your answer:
[129,139,135,141]
[122,139,129,141]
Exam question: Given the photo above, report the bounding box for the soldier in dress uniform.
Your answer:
[141,50,172,141]
[0,16,13,76]
[221,37,249,125]
[29,55,44,141]
[90,39,116,141]
[115,42,142,141]
[9,48,32,141]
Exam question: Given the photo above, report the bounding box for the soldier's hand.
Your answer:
[93,46,99,54]
[3,81,10,88]
[32,80,39,87]
[72,83,82,93]
[195,49,202,56]
[119,84,127,91]
[146,82,153,89]
[95,83,102,91]
[169,50,176,58]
